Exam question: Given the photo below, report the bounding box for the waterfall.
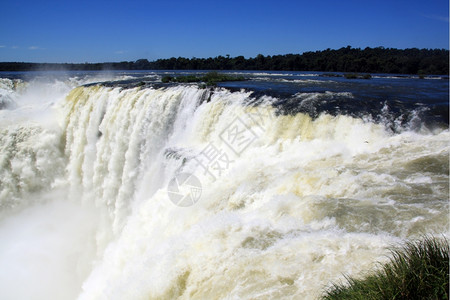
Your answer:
[0,80,448,299]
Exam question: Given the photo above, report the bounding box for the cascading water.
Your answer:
[0,72,448,299]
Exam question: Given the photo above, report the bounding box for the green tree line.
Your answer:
[0,46,448,75]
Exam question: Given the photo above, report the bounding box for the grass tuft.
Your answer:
[322,236,449,300]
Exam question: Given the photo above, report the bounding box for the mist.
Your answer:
[0,196,98,300]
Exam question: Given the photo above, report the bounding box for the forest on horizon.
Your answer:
[0,46,448,75]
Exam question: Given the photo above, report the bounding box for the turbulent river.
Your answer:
[0,71,448,299]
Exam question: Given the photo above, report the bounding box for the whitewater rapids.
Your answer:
[0,76,448,299]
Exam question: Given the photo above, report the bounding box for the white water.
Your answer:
[0,76,448,299]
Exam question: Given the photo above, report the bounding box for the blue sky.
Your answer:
[0,0,448,63]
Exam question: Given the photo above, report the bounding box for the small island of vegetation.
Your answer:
[161,72,246,86]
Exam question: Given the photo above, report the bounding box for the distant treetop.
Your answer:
[0,47,448,75]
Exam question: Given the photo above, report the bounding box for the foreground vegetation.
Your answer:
[0,46,448,75]
[161,72,245,85]
[322,236,449,300]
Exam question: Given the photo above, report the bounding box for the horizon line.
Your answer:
[1,46,448,65]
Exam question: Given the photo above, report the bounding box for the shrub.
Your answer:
[321,73,343,78]
[344,73,372,79]
[161,72,246,85]
[161,76,173,83]
[344,73,359,79]
[322,236,449,300]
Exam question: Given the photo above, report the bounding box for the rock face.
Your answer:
[0,78,21,110]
